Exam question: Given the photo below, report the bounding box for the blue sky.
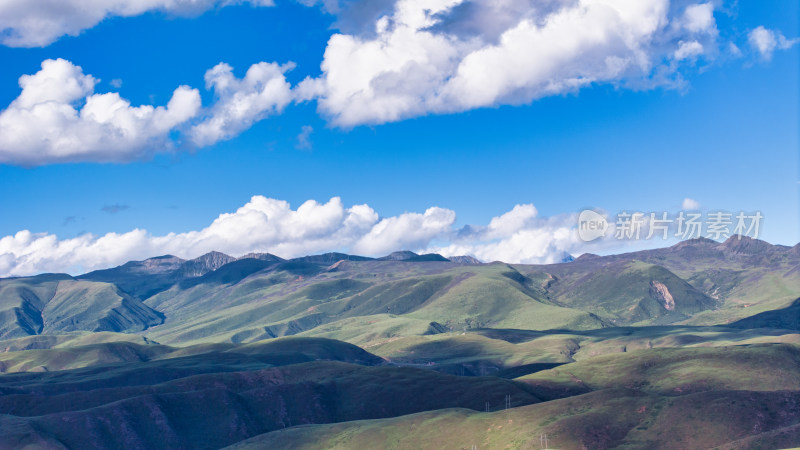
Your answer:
[0,0,797,275]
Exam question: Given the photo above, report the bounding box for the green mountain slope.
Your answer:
[228,344,800,450]
[0,276,163,339]
[0,338,545,450]
[139,261,604,345]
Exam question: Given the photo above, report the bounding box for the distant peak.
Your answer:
[716,235,773,255]
[182,251,237,276]
[191,251,233,262]
[29,273,75,282]
[407,253,450,262]
[292,253,374,264]
[448,255,483,265]
[672,237,717,248]
[720,234,759,245]
[148,254,182,261]
[238,252,284,262]
[379,251,419,261]
[378,251,449,262]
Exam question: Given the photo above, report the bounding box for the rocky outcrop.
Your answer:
[650,281,675,311]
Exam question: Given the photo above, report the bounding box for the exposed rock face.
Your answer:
[650,281,675,311]
[181,251,236,277]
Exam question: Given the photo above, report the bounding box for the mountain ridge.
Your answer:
[0,238,796,344]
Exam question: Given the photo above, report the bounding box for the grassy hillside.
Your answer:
[1,238,798,347]
[137,238,800,346]
[228,388,800,450]
[141,262,605,345]
[0,338,546,449]
[0,276,163,339]
[228,344,800,450]
[298,318,800,377]
[0,336,383,374]
[520,343,800,394]
[0,241,799,448]
[543,260,716,324]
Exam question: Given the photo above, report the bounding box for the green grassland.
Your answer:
[0,337,550,449]
[228,388,800,450]
[228,344,800,450]
[0,239,799,448]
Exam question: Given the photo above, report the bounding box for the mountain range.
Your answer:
[0,236,798,448]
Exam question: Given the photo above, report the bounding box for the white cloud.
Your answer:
[727,42,742,58]
[189,62,295,147]
[681,3,715,34]
[0,196,597,276]
[748,26,799,61]
[0,0,275,47]
[424,203,611,264]
[0,58,301,165]
[0,59,201,165]
[682,197,701,210]
[485,204,538,239]
[296,125,314,149]
[674,40,704,61]
[1,2,794,166]
[352,207,456,255]
[433,224,578,264]
[1,196,705,276]
[305,0,728,127]
[0,196,379,276]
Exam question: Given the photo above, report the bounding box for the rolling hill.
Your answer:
[228,344,800,450]
[0,275,163,339]
[0,237,799,448]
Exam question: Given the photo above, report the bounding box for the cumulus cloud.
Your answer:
[298,0,397,35]
[0,197,376,276]
[427,204,584,264]
[303,0,727,127]
[0,58,201,165]
[189,62,295,147]
[682,197,701,210]
[674,40,704,61]
[680,3,715,34]
[748,26,799,61]
[1,1,795,165]
[0,0,275,47]
[0,196,612,276]
[0,58,300,165]
[351,207,456,255]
